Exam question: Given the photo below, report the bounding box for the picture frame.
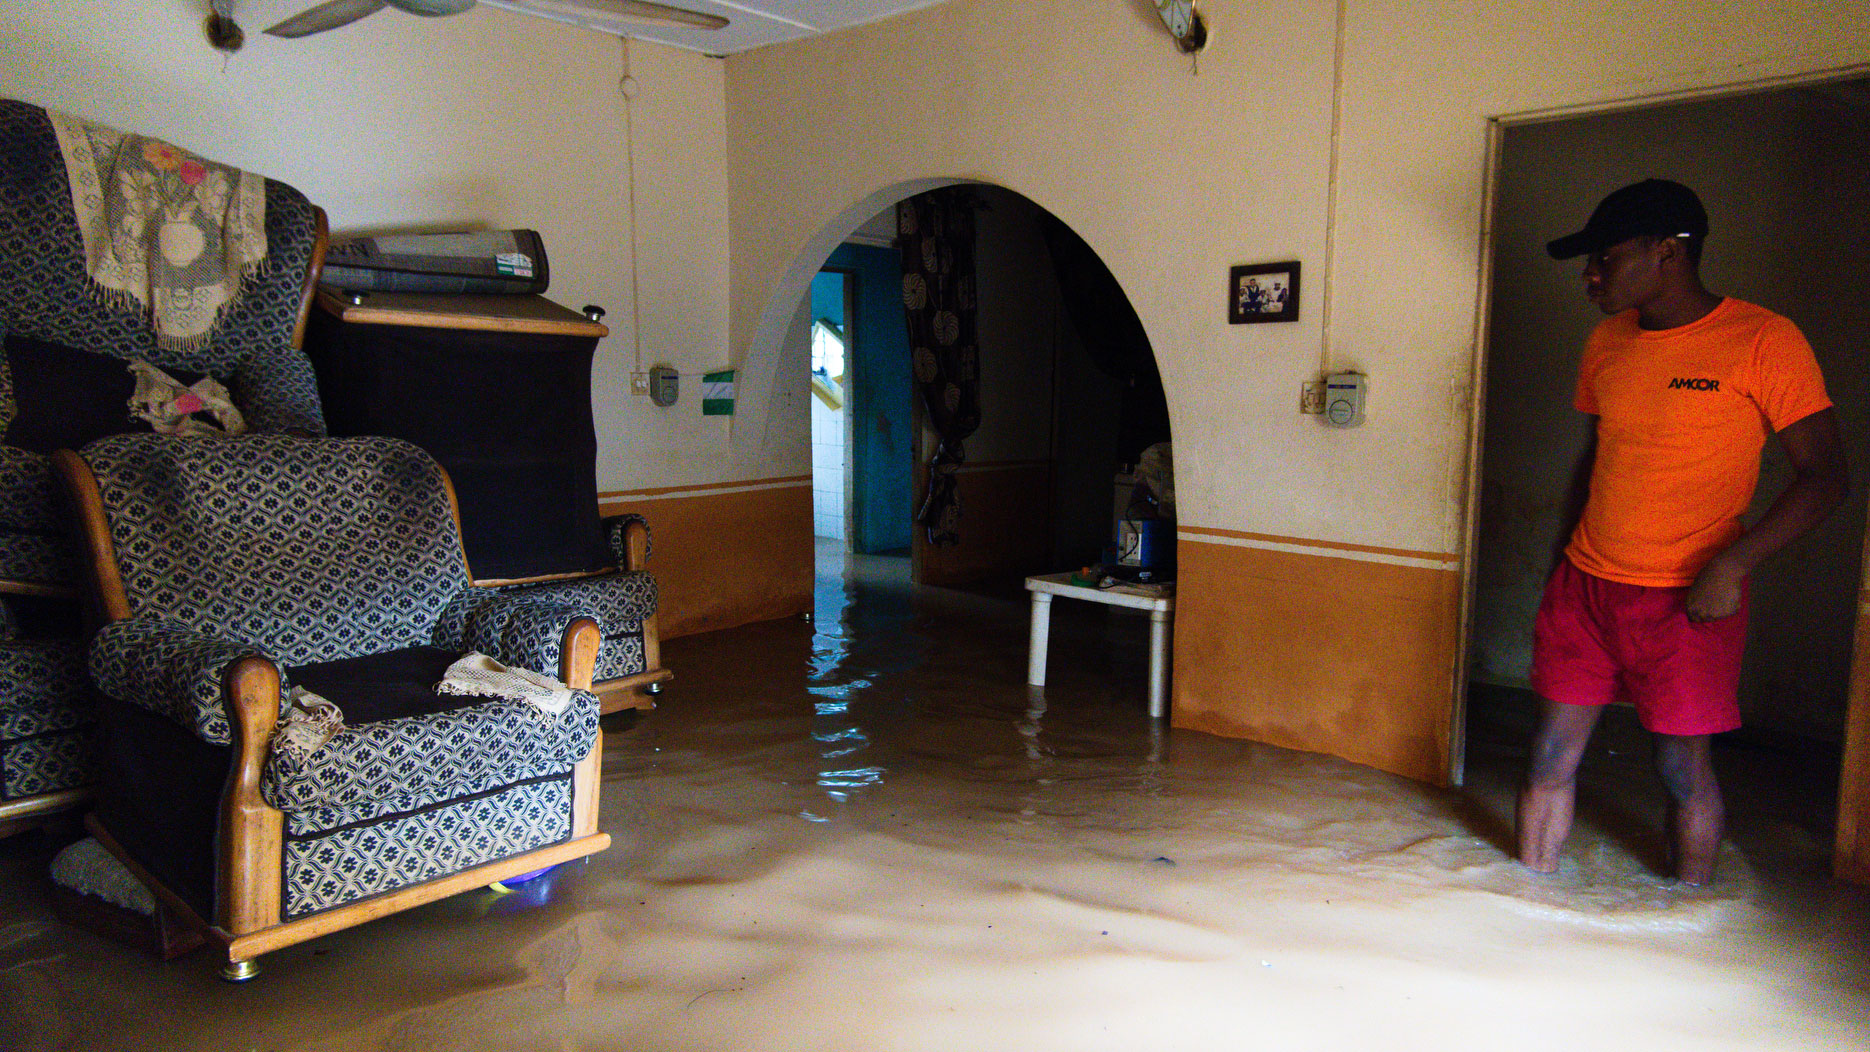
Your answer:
[1229,261,1300,324]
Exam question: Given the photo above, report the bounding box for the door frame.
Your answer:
[825,266,859,545]
[1453,65,1870,881]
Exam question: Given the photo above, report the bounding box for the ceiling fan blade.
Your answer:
[385,0,479,16]
[265,0,392,37]
[522,0,727,31]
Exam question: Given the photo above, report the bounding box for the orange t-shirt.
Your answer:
[1565,298,1831,587]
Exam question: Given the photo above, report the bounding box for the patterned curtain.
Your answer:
[896,188,981,546]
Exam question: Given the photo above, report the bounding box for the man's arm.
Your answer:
[1684,407,1849,622]
[1550,423,1597,574]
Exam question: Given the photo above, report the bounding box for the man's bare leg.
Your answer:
[1518,699,1605,873]
[1653,733,1723,885]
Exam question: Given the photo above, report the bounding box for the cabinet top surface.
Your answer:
[314,288,609,337]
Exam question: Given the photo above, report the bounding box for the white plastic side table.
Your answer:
[1024,572,1175,718]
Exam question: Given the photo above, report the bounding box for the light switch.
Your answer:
[1323,372,1366,428]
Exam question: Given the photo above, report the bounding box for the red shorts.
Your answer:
[1529,558,1746,736]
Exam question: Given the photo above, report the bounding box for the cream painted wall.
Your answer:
[722,0,1327,552]
[9,0,1870,765]
[0,0,734,493]
[721,0,1870,561]
[716,0,1870,778]
[1333,0,1870,556]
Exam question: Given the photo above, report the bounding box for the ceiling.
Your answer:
[479,0,952,55]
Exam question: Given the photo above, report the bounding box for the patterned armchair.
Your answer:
[302,291,668,712]
[53,434,610,980]
[491,512,663,710]
[0,98,328,829]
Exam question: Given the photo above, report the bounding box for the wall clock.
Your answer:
[1154,0,1208,54]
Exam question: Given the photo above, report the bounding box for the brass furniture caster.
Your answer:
[221,959,261,983]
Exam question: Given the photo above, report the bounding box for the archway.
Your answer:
[742,181,1171,596]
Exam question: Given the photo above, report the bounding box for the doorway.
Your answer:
[1465,77,1870,857]
[808,233,917,604]
[810,267,855,548]
[793,184,1163,595]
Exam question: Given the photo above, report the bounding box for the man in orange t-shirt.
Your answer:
[1519,180,1847,885]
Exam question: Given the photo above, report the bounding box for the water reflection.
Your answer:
[463,859,589,917]
[802,542,891,816]
[1017,685,1054,822]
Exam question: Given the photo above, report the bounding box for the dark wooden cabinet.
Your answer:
[305,289,612,582]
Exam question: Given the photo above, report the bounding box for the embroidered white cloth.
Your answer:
[437,653,578,718]
[49,111,267,350]
[127,360,247,437]
[273,686,345,761]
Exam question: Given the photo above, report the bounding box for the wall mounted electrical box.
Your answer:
[1323,372,1366,428]
[649,365,679,407]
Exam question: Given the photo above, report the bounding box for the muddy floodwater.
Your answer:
[3,548,1867,1050]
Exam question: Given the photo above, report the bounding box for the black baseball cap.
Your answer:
[1545,179,1708,259]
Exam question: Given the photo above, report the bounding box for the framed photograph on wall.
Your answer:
[1229,261,1300,323]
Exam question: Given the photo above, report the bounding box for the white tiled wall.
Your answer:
[811,394,845,540]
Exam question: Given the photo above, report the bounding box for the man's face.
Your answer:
[1581,236,1663,315]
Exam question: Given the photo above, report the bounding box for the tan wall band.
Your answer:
[1180,525,1460,571]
